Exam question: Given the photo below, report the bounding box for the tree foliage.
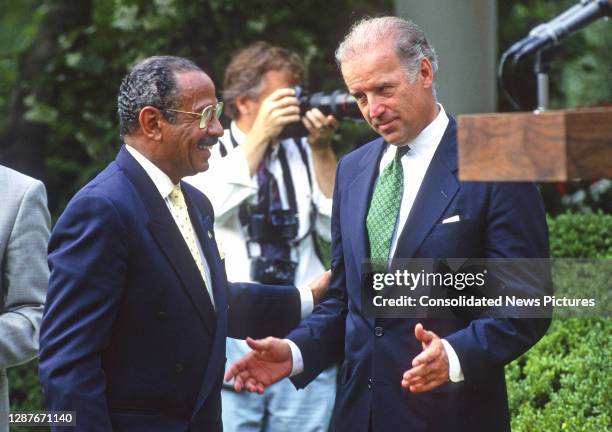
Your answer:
[1,0,391,215]
[498,0,612,111]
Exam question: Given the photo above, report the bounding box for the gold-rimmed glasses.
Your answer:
[165,101,224,129]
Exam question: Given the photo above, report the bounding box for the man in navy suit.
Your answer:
[39,56,327,432]
[225,17,551,431]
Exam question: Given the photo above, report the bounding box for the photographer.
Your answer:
[186,42,337,432]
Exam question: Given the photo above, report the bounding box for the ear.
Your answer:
[234,95,254,118]
[418,58,434,90]
[138,106,163,141]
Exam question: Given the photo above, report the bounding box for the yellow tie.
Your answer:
[168,184,214,308]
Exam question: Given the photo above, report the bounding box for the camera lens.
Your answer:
[301,90,361,120]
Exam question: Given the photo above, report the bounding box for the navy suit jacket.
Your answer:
[39,146,300,432]
[288,118,551,432]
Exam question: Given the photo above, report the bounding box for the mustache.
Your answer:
[197,135,219,149]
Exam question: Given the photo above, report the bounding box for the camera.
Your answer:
[250,256,297,285]
[279,86,362,139]
[242,207,300,285]
[247,209,299,241]
[296,86,361,120]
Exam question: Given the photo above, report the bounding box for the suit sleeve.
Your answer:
[445,182,552,385]
[288,159,348,389]
[226,282,301,339]
[39,193,128,432]
[0,180,49,368]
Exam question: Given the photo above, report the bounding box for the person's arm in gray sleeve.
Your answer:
[0,178,50,369]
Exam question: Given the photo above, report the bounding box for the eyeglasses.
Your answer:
[165,101,224,129]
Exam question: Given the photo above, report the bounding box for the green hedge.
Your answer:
[9,212,611,431]
[506,212,611,431]
[547,211,612,259]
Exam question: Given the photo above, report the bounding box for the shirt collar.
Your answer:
[230,121,247,145]
[404,103,449,157]
[230,120,281,158]
[385,104,449,159]
[125,144,177,199]
[380,104,449,167]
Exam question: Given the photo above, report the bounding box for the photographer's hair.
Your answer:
[335,16,438,94]
[223,41,305,119]
[118,55,202,139]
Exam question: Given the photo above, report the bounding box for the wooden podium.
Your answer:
[458,107,612,181]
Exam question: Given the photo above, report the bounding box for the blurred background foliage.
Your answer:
[0,0,388,217]
[1,1,610,431]
[498,0,612,111]
[498,0,612,215]
[1,0,610,217]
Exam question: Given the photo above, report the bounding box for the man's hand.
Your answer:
[302,108,338,197]
[401,323,449,393]
[224,337,293,394]
[243,88,300,174]
[303,108,338,152]
[308,269,331,304]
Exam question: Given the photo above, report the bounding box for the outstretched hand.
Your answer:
[401,323,449,393]
[224,337,293,394]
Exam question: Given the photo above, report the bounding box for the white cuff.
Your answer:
[441,338,464,382]
[285,339,304,377]
[298,284,314,319]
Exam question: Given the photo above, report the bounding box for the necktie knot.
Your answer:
[168,184,186,208]
[395,144,409,161]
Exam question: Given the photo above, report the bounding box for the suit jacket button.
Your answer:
[374,326,384,337]
[175,363,184,374]
[158,311,167,320]
[368,378,373,389]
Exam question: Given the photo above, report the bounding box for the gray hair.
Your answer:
[335,16,438,82]
[117,55,202,139]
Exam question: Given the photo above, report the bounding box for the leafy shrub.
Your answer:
[507,212,611,431]
[547,211,612,259]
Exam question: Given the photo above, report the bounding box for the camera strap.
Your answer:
[277,143,298,215]
[219,129,240,157]
[291,138,326,266]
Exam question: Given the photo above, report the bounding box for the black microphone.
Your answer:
[513,0,611,58]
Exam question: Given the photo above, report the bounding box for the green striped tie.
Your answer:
[366,146,408,266]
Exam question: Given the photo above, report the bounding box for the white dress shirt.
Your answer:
[287,105,464,383]
[125,145,215,306]
[186,121,332,317]
[186,122,332,367]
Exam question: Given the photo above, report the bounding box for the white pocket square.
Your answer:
[442,215,461,224]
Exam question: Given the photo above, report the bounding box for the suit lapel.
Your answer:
[346,138,385,326]
[182,186,227,317]
[394,118,459,258]
[347,138,386,267]
[115,146,216,335]
[182,185,230,417]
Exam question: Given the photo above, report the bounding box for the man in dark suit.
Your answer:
[225,17,551,431]
[39,56,326,432]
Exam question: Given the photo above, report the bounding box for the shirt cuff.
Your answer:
[441,338,464,382]
[285,338,304,377]
[298,284,314,319]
